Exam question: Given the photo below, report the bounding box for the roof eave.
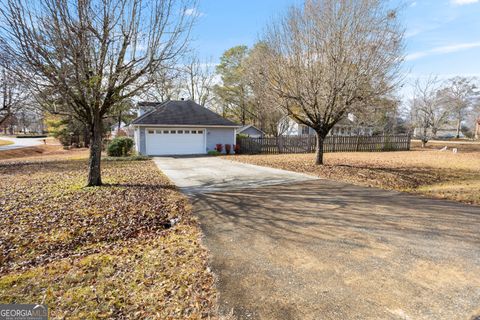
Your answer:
[131,123,240,128]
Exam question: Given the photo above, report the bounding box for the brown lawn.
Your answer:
[227,141,480,205]
[0,139,14,146]
[0,152,217,319]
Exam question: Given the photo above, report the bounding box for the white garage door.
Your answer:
[145,128,206,155]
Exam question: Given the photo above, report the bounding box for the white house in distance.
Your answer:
[131,100,239,156]
[279,114,374,137]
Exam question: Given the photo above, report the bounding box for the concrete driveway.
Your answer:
[0,137,44,151]
[153,156,318,194]
[154,156,480,320]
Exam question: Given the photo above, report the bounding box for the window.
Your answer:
[155,130,162,134]
[191,130,197,134]
[300,125,309,135]
[197,130,204,134]
[170,130,176,134]
[163,130,169,134]
[177,130,183,134]
[147,129,154,134]
[184,130,190,134]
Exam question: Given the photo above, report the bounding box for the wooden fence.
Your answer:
[238,134,411,154]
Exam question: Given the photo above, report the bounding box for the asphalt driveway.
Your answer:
[154,156,480,320]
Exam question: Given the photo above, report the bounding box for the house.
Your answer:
[110,121,134,138]
[237,124,265,138]
[131,100,238,155]
[279,115,374,137]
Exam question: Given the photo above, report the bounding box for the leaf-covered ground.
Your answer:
[0,144,88,161]
[227,143,480,205]
[0,157,217,319]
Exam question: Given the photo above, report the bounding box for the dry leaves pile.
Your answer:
[228,149,480,205]
[0,159,216,319]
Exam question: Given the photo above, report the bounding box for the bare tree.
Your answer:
[0,68,23,126]
[438,77,479,138]
[0,0,194,186]
[181,55,216,106]
[149,67,183,102]
[410,77,450,147]
[259,0,404,164]
[244,42,287,137]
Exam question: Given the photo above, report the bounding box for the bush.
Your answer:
[207,150,221,156]
[234,143,241,154]
[107,137,134,157]
[215,144,223,153]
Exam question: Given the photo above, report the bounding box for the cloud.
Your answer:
[406,41,480,61]
[184,8,204,17]
[451,0,479,5]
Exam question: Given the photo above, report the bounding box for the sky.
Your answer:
[188,0,480,101]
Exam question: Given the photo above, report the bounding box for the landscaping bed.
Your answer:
[0,157,216,318]
[226,147,480,205]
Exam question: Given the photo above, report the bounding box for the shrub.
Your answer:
[107,137,134,157]
[225,144,231,154]
[207,150,221,156]
[215,144,223,153]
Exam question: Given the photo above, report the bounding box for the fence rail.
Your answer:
[238,134,411,154]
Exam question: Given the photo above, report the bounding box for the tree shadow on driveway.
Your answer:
[191,179,480,320]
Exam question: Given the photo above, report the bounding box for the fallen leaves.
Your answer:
[0,158,217,318]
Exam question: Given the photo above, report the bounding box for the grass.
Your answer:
[227,141,480,205]
[0,139,14,146]
[0,154,217,318]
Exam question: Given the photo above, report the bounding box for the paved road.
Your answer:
[0,137,44,151]
[154,156,480,320]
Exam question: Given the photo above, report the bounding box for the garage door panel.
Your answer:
[146,128,205,155]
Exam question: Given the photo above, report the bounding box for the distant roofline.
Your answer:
[237,124,265,134]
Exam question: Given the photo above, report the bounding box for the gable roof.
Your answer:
[131,100,238,127]
[237,124,265,134]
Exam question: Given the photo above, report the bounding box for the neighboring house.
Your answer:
[237,124,265,138]
[279,115,373,137]
[110,122,134,138]
[131,100,238,155]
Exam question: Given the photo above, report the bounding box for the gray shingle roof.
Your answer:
[131,100,238,126]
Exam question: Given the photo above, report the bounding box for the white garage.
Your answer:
[131,100,238,156]
[145,128,205,155]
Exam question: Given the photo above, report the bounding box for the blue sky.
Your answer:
[189,0,480,100]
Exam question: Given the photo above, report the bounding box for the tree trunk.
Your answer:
[83,126,90,148]
[315,131,325,165]
[456,118,461,139]
[87,116,103,186]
